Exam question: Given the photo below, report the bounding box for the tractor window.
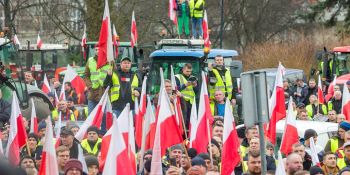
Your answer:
[88,45,135,63]
[149,57,201,95]
[335,53,350,75]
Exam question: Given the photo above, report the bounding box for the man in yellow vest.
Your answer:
[84,46,111,114]
[208,55,234,103]
[104,56,141,117]
[175,63,198,128]
[189,0,204,39]
[305,95,328,119]
[52,100,76,121]
[337,142,350,169]
[324,121,350,153]
[81,126,101,156]
[209,89,235,118]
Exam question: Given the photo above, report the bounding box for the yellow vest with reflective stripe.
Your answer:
[337,158,347,169]
[240,145,248,158]
[209,68,233,100]
[175,74,195,104]
[210,100,233,116]
[51,109,76,121]
[330,138,339,153]
[87,57,111,89]
[81,138,102,156]
[305,104,328,119]
[189,0,204,18]
[110,72,139,103]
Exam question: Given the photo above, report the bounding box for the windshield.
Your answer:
[88,45,135,63]
[148,57,201,95]
[335,52,350,75]
[17,50,69,70]
[206,57,233,66]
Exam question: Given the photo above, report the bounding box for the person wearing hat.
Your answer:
[309,165,325,175]
[303,129,323,156]
[190,156,207,174]
[64,82,78,104]
[67,97,80,120]
[84,45,111,116]
[20,133,42,159]
[325,121,350,153]
[64,159,85,175]
[52,99,76,121]
[81,126,101,156]
[164,144,183,168]
[104,56,141,118]
[337,142,350,169]
[293,78,308,105]
[60,128,79,159]
[85,156,99,175]
[37,120,47,139]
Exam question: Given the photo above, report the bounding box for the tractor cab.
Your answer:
[333,46,350,76]
[157,39,204,50]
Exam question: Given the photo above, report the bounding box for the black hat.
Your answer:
[169,144,183,152]
[297,103,305,108]
[87,126,99,134]
[27,133,39,142]
[60,128,74,136]
[309,166,324,175]
[38,120,47,132]
[197,153,210,161]
[191,156,207,168]
[85,155,99,167]
[304,129,318,140]
[120,57,131,62]
[187,148,197,159]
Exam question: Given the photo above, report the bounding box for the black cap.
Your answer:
[87,126,99,134]
[191,156,207,168]
[309,165,324,175]
[304,129,317,140]
[197,153,210,161]
[27,133,39,142]
[120,57,131,62]
[60,128,74,136]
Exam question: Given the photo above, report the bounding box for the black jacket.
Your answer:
[0,99,11,125]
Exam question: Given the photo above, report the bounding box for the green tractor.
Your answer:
[0,38,54,123]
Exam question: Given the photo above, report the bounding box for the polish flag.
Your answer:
[97,0,114,68]
[30,99,38,134]
[128,111,137,175]
[13,34,20,46]
[102,118,134,175]
[105,95,113,130]
[135,77,147,148]
[342,83,350,120]
[41,74,50,94]
[221,99,240,175]
[112,24,119,59]
[168,0,177,25]
[55,112,62,148]
[275,152,287,175]
[202,10,211,48]
[310,137,320,166]
[5,91,27,165]
[267,63,286,145]
[75,88,109,141]
[318,75,325,104]
[189,97,197,148]
[190,72,213,153]
[130,11,138,48]
[171,65,184,136]
[280,97,299,155]
[54,90,59,107]
[38,117,58,175]
[60,65,86,104]
[81,25,87,60]
[325,75,337,102]
[78,145,89,174]
[36,34,43,49]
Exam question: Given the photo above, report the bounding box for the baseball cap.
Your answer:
[120,56,131,62]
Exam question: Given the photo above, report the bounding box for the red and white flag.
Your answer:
[102,118,134,175]
[75,88,109,141]
[190,72,213,153]
[189,97,197,148]
[78,145,89,174]
[168,0,178,25]
[202,10,211,48]
[41,74,50,94]
[30,99,38,134]
[310,137,320,166]
[105,95,113,130]
[38,117,58,175]
[60,65,86,104]
[342,82,350,120]
[97,0,114,68]
[112,24,119,59]
[280,97,299,155]
[171,65,184,135]
[36,34,43,49]
[135,77,147,148]
[326,75,337,102]
[81,25,87,60]
[267,63,286,145]
[128,111,137,175]
[55,112,62,148]
[5,91,27,165]
[54,90,59,107]
[131,11,138,48]
[13,34,20,46]
[275,151,287,175]
[221,99,240,175]
[0,131,4,155]
[318,75,325,104]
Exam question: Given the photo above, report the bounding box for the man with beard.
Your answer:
[286,153,303,175]
[292,143,312,171]
[246,150,261,175]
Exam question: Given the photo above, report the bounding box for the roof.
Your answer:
[158,39,204,45]
[252,68,304,77]
[150,49,239,58]
[86,41,133,47]
[19,44,68,51]
[276,120,338,138]
[333,46,350,53]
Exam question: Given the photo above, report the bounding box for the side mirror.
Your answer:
[230,60,242,78]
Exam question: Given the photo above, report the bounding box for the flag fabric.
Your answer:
[130,11,138,48]
[128,111,137,175]
[325,75,337,102]
[275,152,287,175]
[135,77,147,148]
[34,80,38,88]
[202,10,211,48]
[36,34,42,49]
[171,65,184,135]
[60,65,86,104]
[105,95,113,130]
[168,0,178,25]
[190,72,213,153]
[13,34,20,46]
[38,117,58,175]
[310,137,320,166]
[112,24,119,59]
[318,75,325,104]
[267,63,286,145]
[102,118,133,175]
[78,145,88,174]
[75,88,109,141]
[81,25,87,60]
[42,74,51,94]
[0,131,4,155]
[97,0,114,68]
[5,91,27,165]
[221,99,240,175]
[280,97,299,155]
[342,83,350,121]
[54,90,59,107]
[150,102,164,175]
[55,112,62,148]
[30,99,38,134]
[189,97,197,148]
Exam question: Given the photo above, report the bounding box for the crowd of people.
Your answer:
[0,43,350,175]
